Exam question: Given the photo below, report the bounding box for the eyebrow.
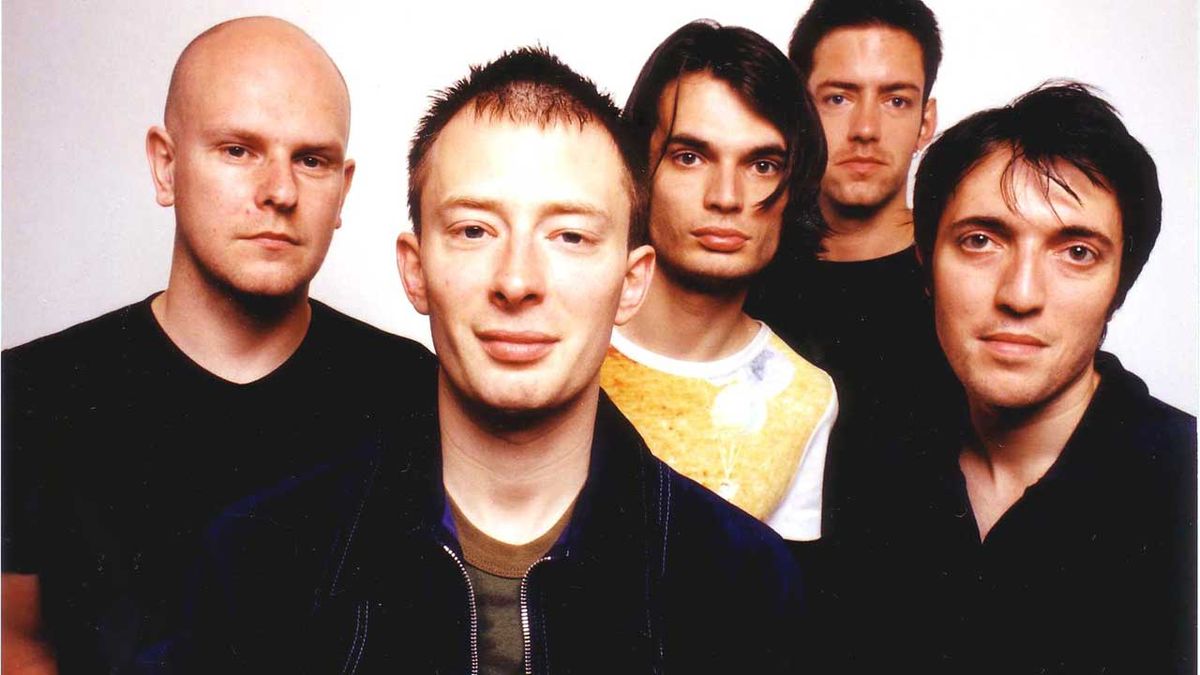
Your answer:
[204,127,346,157]
[812,80,922,95]
[948,216,1117,248]
[440,196,610,220]
[1056,225,1117,249]
[665,133,787,159]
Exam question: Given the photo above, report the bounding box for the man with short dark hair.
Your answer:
[866,83,1196,674]
[600,21,835,544]
[1,17,435,673]
[748,0,957,554]
[179,47,805,673]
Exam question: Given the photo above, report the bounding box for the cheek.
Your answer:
[650,176,694,228]
[932,259,985,336]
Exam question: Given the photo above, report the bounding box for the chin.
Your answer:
[963,373,1059,412]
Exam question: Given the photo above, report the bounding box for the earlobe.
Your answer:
[614,245,656,326]
[918,97,938,151]
[397,231,431,315]
[145,126,177,207]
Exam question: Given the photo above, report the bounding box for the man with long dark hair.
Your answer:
[601,20,836,545]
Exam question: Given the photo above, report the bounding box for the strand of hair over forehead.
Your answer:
[989,82,1120,212]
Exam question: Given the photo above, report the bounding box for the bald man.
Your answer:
[1,17,434,672]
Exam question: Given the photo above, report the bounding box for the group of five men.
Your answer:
[3,1,1194,673]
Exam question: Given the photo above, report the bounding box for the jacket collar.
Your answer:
[332,388,663,593]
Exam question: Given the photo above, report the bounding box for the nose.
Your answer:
[995,247,1046,317]
[256,155,299,211]
[491,234,545,310]
[849,99,881,144]
[704,163,743,214]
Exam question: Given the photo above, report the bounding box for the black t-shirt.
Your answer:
[747,244,962,533]
[848,352,1197,674]
[2,295,437,672]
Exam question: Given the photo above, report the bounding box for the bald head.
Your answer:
[164,17,350,137]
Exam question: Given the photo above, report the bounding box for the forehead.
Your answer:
[175,41,350,143]
[940,150,1121,239]
[654,72,784,147]
[421,110,630,222]
[808,25,925,89]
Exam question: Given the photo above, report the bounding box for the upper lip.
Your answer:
[835,155,887,166]
[476,330,558,344]
[692,226,749,239]
[981,332,1047,347]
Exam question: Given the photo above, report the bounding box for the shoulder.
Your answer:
[1091,352,1196,459]
[656,460,805,671]
[662,459,802,586]
[308,299,434,365]
[762,325,836,396]
[3,299,147,372]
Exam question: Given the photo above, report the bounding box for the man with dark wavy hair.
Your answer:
[865,83,1195,674]
[178,46,805,673]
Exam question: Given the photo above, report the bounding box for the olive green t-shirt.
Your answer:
[449,498,574,675]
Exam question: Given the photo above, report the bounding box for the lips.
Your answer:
[692,227,750,253]
[980,332,1047,358]
[836,156,887,175]
[243,231,300,249]
[477,330,558,363]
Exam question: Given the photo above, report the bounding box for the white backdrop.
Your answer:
[3,0,1197,415]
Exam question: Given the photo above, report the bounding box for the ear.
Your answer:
[396,231,430,315]
[335,158,356,230]
[146,126,177,207]
[917,97,938,152]
[614,244,655,326]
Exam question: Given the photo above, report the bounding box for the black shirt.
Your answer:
[2,295,436,673]
[747,244,961,533]
[854,352,1197,674]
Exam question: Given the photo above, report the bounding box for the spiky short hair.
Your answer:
[407,47,647,247]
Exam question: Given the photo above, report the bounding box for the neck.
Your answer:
[439,373,597,545]
[965,365,1101,487]
[620,269,758,361]
[153,253,312,384]
[819,194,914,262]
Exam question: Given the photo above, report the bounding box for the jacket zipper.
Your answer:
[520,556,553,675]
[441,543,481,675]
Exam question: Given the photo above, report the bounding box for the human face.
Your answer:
[147,27,354,299]
[648,72,787,287]
[932,149,1122,413]
[808,26,936,215]
[398,112,653,416]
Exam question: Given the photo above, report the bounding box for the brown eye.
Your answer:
[1066,245,1097,264]
[961,233,992,251]
[752,160,780,176]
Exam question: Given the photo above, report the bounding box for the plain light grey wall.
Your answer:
[3,0,1197,415]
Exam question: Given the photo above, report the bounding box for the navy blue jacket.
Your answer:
[175,393,806,673]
